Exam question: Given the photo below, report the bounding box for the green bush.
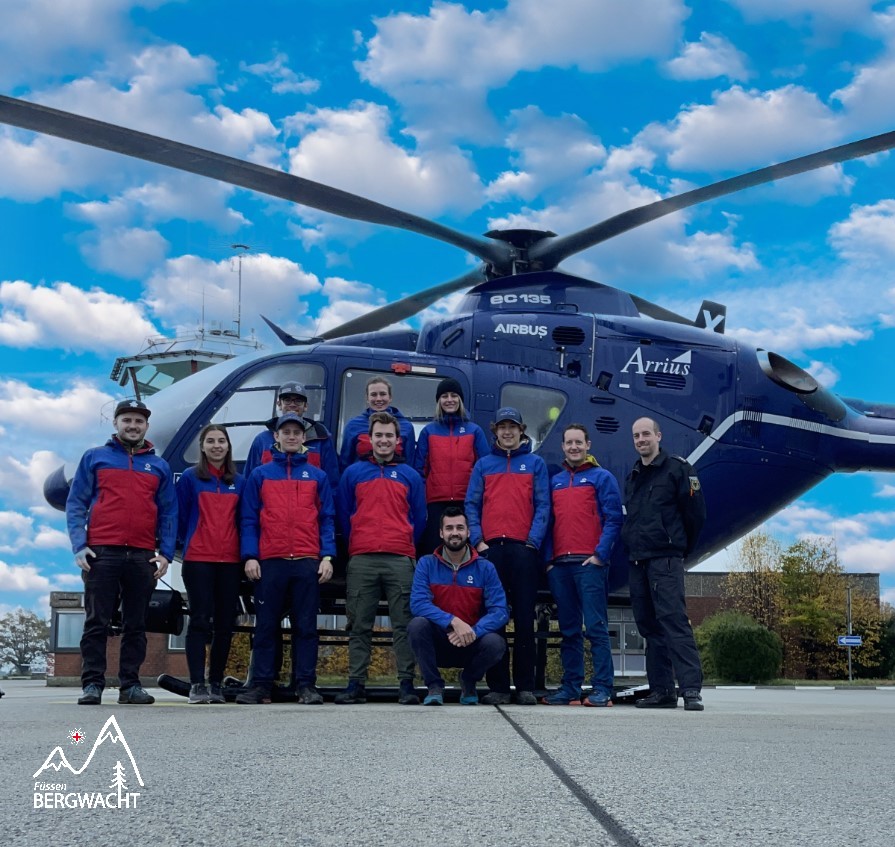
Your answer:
[706,615,783,683]
[695,611,756,678]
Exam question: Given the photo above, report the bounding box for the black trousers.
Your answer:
[483,540,540,693]
[80,546,156,689]
[182,560,243,685]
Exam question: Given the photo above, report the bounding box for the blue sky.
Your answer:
[1,0,895,616]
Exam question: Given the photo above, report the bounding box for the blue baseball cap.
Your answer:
[275,413,311,432]
[494,406,523,425]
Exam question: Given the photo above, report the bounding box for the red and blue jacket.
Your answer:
[464,439,550,549]
[410,547,509,638]
[549,457,623,563]
[66,436,177,560]
[240,450,336,561]
[336,455,426,558]
[338,406,416,470]
[244,418,340,489]
[414,414,490,503]
[176,465,245,563]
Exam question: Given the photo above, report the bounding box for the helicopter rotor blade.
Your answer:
[531,129,895,268]
[319,266,488,340]
[0,95,507,267]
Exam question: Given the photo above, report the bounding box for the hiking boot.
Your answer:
[398,679,420,705]
[423,686,444,706]
[78,684,102,705]
[188,683,211,704]
[298,685,324,705]
[582,692,613,707]
[207,683,226,704]
[459,678,479,705]
[635,690,677,709]
[481,691,512,706]
[542,686,582,706]
[334,681,367,704]
[118,685,155,705]
[515,690,538,705]
[235,685,272,705]
[682,689,704,711]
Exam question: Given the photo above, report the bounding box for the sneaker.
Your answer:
[398,679,420,705]
[515,690,538,705]
[481,691,512,706]
[118,684,155,705]
[235,685,272,705]
[682,689,704,711]
[207,683,226,704]
[78,684,102,705]
[423,686,444,706]
[459,678,479,705]
[334,681,367,705]
[582,692,613,708]
[298,685,324,705]
[188,683,211,704]
[542,687,582,706]
[635,690,678,709]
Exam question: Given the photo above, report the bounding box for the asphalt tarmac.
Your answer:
[2,680,893,847]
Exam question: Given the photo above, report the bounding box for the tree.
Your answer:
[0,608,50,673]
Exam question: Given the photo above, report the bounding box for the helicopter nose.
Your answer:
[43,464,71,512]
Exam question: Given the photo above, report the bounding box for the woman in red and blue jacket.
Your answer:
[414,378,489,558]
[176,424,245,704]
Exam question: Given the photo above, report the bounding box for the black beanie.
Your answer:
[436,377,464,402]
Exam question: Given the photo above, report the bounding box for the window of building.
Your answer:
[498,384,567,450]
[52,611,85,651]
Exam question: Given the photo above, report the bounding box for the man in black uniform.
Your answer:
[622,417,706,711]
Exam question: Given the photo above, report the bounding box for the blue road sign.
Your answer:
[837,635,862,647]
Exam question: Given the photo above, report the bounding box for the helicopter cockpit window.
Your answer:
[499,384,567,451]
[338,369,444,451]
[183,362,327,463]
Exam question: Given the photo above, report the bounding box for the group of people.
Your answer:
[66,376,707,711]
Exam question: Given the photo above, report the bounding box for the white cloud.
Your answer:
[0,381,114,436]
[728,0,880,28]
[877,484,895,498]
[79,227,170,278]
[664,32,750,81]
[828,200,895,266]
[285,102,482,220]
[0,280,158,351]
[0,451,69,511]
[0,511,68,555]
[145,253,321,330]
[357,0,687,140]
[839,537,895,573]
[298,276,389,336]
[241,53,320,95]
[806,360,840,388]
[0,559,50,593]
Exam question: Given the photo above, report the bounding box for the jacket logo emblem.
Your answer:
[143,463,152,472]
[519,463,526,470]
[466,575,474,584]
[459,427,466,433]
[302,471,309,478]
[390,471,398,478]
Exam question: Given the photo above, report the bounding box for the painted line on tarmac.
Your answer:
[497,708,643,847]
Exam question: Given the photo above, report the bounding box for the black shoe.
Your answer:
[118,685,155,705]
[515,690,538,705]
[235,685,272,705]
[481,691,512,706]
[78,684,102,705]
[635,691,677,709]
[682,689,704,711]
[188,683,210,704]
[398,679,420,705]
[207,683,226,704]
[334,681,367,704]
[298,685,324,705]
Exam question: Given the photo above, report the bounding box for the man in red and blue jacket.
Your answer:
[335,411,426,705]
[66,399,177,707]
[544,423,622,707]
[408,506,508,705]
[244,381,339,488]
[237,413,336,705]
[464,406,550,706]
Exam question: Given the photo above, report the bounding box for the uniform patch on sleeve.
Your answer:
[689,476,701,493]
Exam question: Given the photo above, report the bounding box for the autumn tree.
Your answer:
[0,608,50,673]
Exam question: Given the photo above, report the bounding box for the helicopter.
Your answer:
[2,93,895,600]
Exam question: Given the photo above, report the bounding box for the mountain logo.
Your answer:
[32,715,145,810]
